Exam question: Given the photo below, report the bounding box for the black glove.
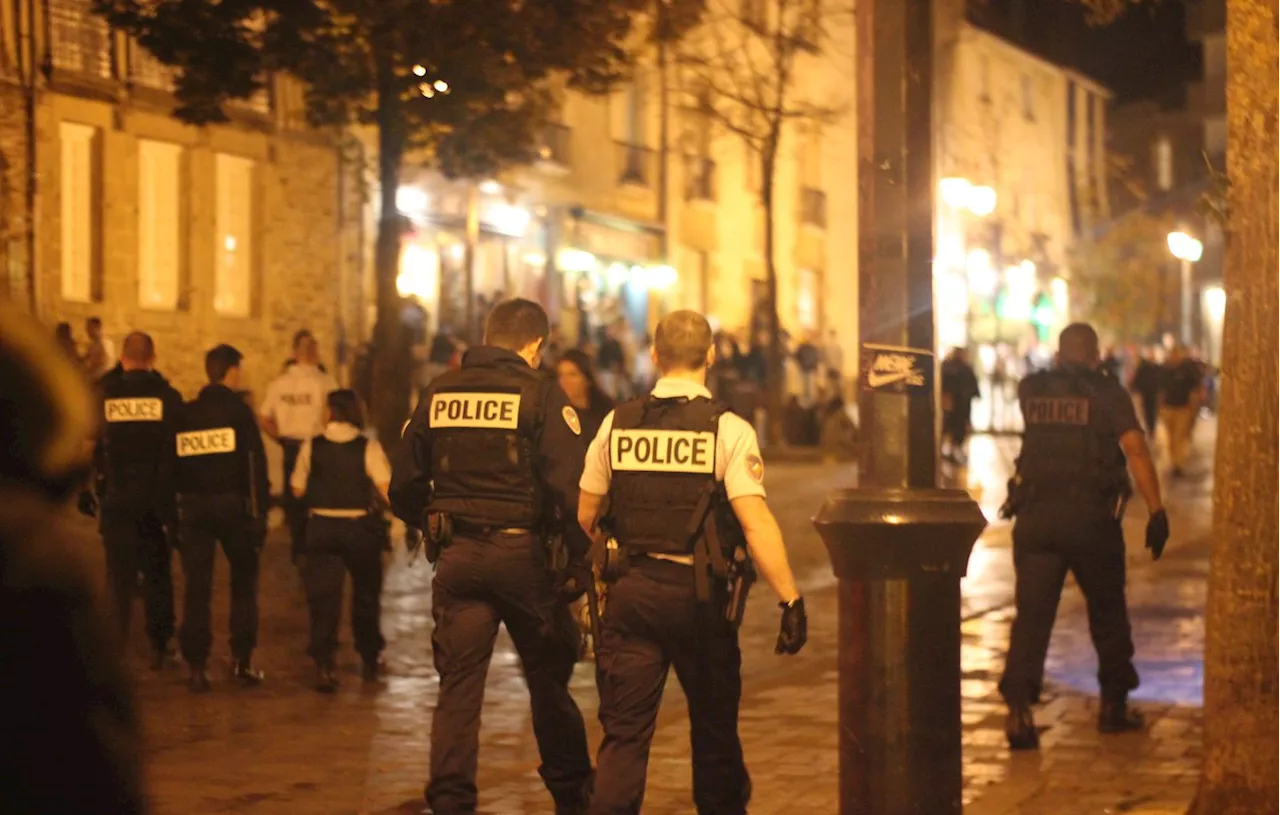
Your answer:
[247,515,268,548]
[76,490,98,518]
[775,596,808,655]
[556,560,592,603]
[1145,509,1169,561]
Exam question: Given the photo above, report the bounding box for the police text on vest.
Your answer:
[1024,397,1090,425]
[611,430,715,474]
[176,428,237,457]
[429,393,521,430]
[104,397,163,422]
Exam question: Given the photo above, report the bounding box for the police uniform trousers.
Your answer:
[592,557,750,815]
[428,530,591,814]
[176,493,262,668]
[280,438,309,559]
[99,501,175,651]
[302,515,386,668]
[999,499,1139,704]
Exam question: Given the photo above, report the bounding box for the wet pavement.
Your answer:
[99,422,1213,814]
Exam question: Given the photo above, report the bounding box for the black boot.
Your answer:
[1005,698,1039,750]
[188,665,211,694]
[1098,694,1144,733]
[316,665,339,694]
[361,657,384,683]
[232,658,265,686]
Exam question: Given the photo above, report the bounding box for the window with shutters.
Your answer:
[137,140,183,310]
[213,154,255,317]
[48,0,112,79]
[60,122,100,303]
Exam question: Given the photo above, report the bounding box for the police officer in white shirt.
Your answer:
[577,310,808,815]
[260,329,338,563]
[289,389,392,693]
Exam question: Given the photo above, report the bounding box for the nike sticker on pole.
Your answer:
[860,343,934,394]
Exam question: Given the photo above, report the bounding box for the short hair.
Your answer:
[86,316,102,329]
[121,331,155,362]
[326,389,365,427]
[654,310,713,371]
[293,329,314,350]
[205,344,244,384]
[484,298,550,352]
[1058,323,1099,366]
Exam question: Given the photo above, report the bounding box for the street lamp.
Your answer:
[1167,231,1203,345]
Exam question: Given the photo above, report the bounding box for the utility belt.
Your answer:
[418,511,543,564]
[1001,476,1131,521]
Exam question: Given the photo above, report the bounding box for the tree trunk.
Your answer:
[370,64,412,447]
[1191,1,1279,812]
[761,148,785,446]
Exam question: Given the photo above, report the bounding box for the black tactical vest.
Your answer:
[607,396,722,555]
[306,436,373,511]
[98,371,178,506]
[1017,368,1126,499]
[423,361,548,526]
[174,385,249,496]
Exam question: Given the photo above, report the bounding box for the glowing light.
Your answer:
[448,243,465,261]
[556,248,596,273]
[1167,231,1203,262]
[396,243,439,299]
[647,264,678,290]
[433,79,449,93]
[1204,286,1226,321]
[478,178,502,195]
[488,204,529,237]
[965,248,996,295]
[967,185,997,217]
[606,262,629,289]
[1004,263,1036,299]
[223,235,237,252]
[939,177,972,209]
[936,231,965,270]
[522,251,547,267]
[412,65,427,77]
[420,83,435,98]
[396,186,429,215]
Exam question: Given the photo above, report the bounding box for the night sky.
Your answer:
[969,0,1203,103]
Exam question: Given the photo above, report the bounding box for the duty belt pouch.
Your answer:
[425,511,453,564]
[600,537,630,582]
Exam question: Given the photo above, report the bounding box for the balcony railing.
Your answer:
[49,0,112,79]
[616,141,658,188]
[536,123,572,167]
[684,156,716,201]
[800,186,827,229]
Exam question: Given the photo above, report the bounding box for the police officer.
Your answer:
[260,329,337,563]
[389,298,594,815]
[93,331,184,667]
[577,310,808,815]
[290,389,392,693]
[1000,323,1169,749]
[174,344,270,692]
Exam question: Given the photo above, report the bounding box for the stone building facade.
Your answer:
[0,0,352,401]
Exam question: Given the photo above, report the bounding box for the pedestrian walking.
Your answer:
[1158,345,1203,477]
[389,298,595,815]
[576,309,808,815]
[557,348,616,445]
[794,332,821,407]
[260,329,337,564]
[1129,348,1162,439]
[941,347,980,462]
[0,302,146,815]
[999,323,1169,749]
[83,316,117,381]
[290,389,392,693]
[92,331,184,668]
[174,344,270,692]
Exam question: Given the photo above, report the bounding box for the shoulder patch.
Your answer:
[746,453,765,483]
[563,405,582,436]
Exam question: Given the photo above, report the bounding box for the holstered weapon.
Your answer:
[404,525,425,564]
[425,511,452,564]
[725,545,756,629]
[584,564,605,655]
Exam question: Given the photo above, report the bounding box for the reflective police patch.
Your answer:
[176,428,237,457]
[563,406,582,436]
[610,430,715,474]
[429,392,521,430]
[104,397,163,422]
[1024,397,1090,426]
[746,453,764,483]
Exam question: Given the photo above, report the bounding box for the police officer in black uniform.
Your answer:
[1000,323,1169,749]
[174,344,270,693]
[389,298,594,815]
[577,310,807,815]
[93,331,184,668]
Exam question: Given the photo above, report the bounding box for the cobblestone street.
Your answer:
[100,427,1214,814]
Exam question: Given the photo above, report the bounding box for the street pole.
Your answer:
[1180,257,1193,345]
[813,0,986,811]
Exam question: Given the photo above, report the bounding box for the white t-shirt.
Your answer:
[260,364,338,441]
[290,422,392,517]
